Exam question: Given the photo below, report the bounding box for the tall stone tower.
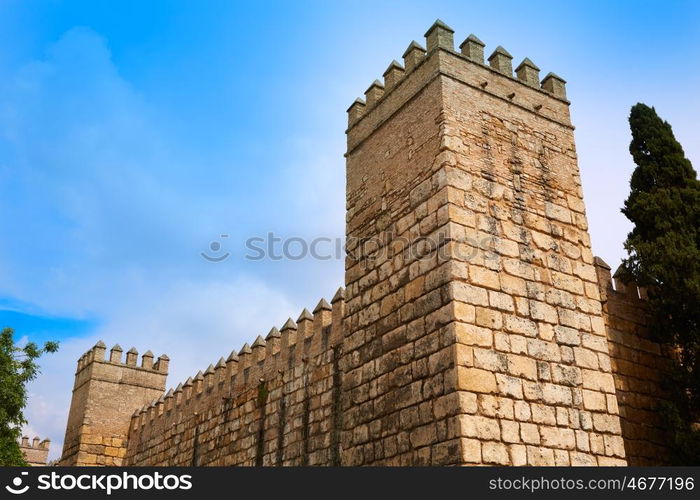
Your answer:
[340,20,626,465]
[60,342,168,465]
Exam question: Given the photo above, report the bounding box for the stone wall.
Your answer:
[595,258,673,465]
[123,295,345,466]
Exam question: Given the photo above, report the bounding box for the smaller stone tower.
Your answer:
[19,436,50,466]
[59,341,168,465]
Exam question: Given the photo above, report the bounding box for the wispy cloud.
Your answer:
[0,27,344,460]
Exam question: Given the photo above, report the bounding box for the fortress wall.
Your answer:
[595,259,673,465]
[123,293,345,466]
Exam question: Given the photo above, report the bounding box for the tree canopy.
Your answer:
[0,327,58,466]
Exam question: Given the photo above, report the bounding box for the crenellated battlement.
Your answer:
[127,290,345,444]
[20,436,51,466]
[20,435,51,450]
[76,341,168,375]
[347,19,569,145]
[594,257,648,303]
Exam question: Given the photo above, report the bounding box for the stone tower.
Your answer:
[59,342,168,465]
[340,20,626,465]
[19,436,50,466]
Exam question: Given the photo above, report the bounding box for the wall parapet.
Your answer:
[20,435,51,450]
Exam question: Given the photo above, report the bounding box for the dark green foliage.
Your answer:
[622,103,700,464]
[0,327,58,466]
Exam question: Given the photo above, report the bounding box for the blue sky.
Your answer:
[0,0,698,459]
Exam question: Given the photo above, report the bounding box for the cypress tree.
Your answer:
[622,103,700,464]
